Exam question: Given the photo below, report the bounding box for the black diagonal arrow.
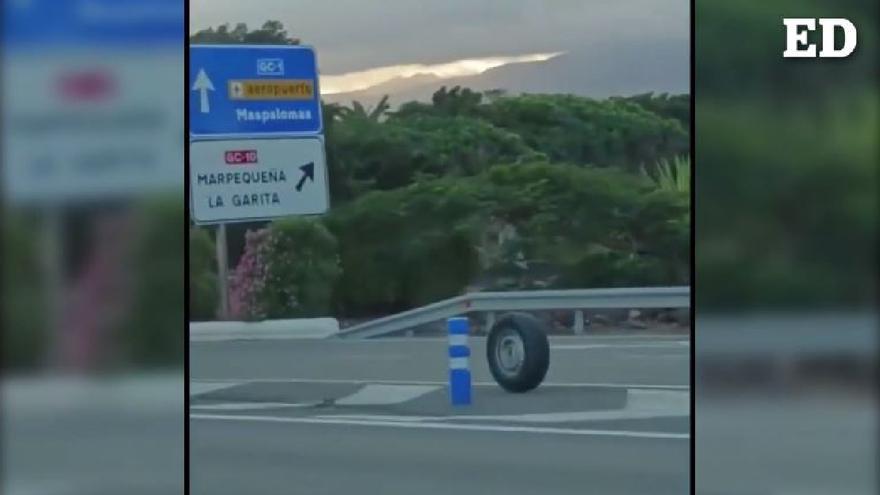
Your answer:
[295,162,315,192]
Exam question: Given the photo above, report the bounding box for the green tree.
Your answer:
[125,198,185,366]
[325,179,484,315]
[2,213,48,370]
[190,20,300,45]
[339,95,391,122]
[325,161,690,314]
[392,86,486,119]
[327,109,538,202]
[481,94,688,173]
[189,227,218,321]
[479,162,688,288]
[612,92,690,130]
[260,218,342,318]
[431,86,484,116]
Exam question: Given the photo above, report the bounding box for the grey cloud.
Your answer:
[191,0,688,86]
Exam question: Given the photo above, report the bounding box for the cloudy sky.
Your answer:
[190,0,689,97]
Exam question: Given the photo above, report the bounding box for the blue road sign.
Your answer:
[3,0,183,49]
[189,45,323,138]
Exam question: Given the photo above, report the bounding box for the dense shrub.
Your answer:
[479,94,688,173]
[125,198,185,366]
[326,179,484,316]
[189,226,218,321]
[324,162,689,315]
[260,218,342,318]
[2,214,48,370]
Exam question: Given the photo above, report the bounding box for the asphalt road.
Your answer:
[192,419,688,495]
[190,334,690,385]
[190,334,691,495]
[3,375,185,495]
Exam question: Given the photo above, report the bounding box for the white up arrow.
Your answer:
[192,68,215,114]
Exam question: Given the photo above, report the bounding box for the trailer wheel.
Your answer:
[486,313,549,393]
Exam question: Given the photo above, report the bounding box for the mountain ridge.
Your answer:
[322,40,688,108]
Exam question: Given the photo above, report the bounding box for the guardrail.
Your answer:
[338,286,690,339]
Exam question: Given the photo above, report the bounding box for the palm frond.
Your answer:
[643,156,690,193]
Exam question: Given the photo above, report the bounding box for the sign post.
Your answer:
[215,224,230,318]
[188,44,328,319]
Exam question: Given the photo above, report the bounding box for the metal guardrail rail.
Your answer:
[337,286,690,339]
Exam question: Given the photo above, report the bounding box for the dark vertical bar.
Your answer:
[183,0,192,492]
[689,0,696,492]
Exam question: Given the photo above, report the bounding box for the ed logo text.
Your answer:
[783,18,857,58]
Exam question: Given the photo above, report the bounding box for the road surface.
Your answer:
[191,334,691,495]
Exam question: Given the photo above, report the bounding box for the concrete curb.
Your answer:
[189,318,340,341]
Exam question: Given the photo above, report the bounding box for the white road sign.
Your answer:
[2,52,184,205]
[3,0,183,205]
[190,137,329,224]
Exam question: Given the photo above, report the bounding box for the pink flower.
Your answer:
[229,228,271,320]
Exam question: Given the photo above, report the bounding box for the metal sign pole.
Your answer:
[216,223,230,319]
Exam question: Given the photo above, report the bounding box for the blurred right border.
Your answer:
[694,0,878,493]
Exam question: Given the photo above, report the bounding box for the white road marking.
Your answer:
[334,384,440,406]
[627,389,690,411]
[190,402,312,411]
[314,410,684,423]
[318,389,689,424]
[191,377,689,390]
[618,353,686,360]
[551,342,689,350]
[190,413,689,440]
[189,381,242,397]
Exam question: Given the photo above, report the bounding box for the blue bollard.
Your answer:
[447,316,472,406]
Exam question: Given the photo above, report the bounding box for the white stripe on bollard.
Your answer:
[449,357,469,370]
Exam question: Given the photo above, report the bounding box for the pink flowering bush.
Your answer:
[227,219,341,320]
[228,228,272,320]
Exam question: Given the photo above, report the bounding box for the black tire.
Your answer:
[486,312,550,393]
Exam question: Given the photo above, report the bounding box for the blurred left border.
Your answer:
[1,1,187,493]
